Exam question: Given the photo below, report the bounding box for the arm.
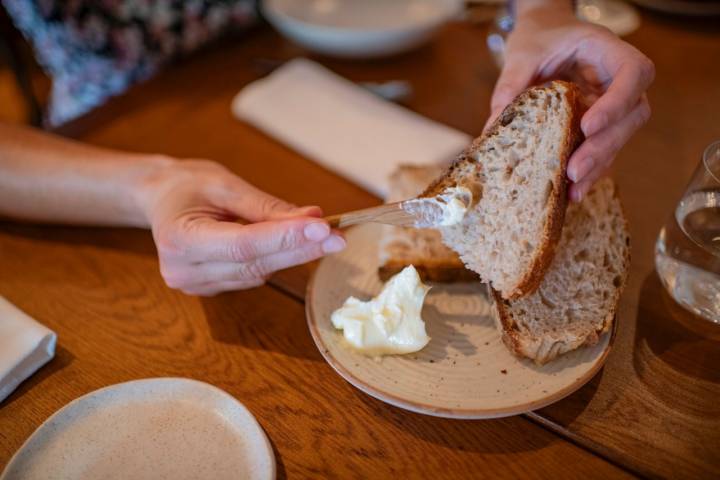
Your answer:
[0,123,345,295]
[487,0,655,201]
[0,123,165,226]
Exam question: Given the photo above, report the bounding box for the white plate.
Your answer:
[306,224,616,419]
[263,0,463,59]
[1,378,275,480]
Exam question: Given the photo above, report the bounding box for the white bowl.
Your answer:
[263,0,463,59]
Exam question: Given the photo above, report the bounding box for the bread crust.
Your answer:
[421,81,584,299]
[490,179,631,364]
[509,82,584,298]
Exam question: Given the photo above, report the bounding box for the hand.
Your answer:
[486,4,654,201]
[137,159,345,296]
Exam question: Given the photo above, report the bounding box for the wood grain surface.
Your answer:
[0,223,631,478]
[1,10,719,480]
[530,14,720,479]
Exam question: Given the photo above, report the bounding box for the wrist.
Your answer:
[130,154,178,228]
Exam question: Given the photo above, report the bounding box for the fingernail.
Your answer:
[322,235,346,254]
[568,157,594,182]
[304,222,330,242]
[583,113,607,136]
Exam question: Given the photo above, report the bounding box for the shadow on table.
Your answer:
[2,345,75,409]
[200,252,372,362]
[531,360,605,420]
[350,387,586,454]
[200,288,323,362]
[0,223,157,257]
[632,270,720,415]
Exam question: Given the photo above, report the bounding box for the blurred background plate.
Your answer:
[576,0,642,36]
[263,0,464,59]
[1,378,275,480]
[306,224,617,419]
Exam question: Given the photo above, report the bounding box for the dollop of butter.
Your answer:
[331,266,431,357]
[436,186,472,226]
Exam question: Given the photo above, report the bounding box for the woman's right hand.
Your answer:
[486,2,654,202]
[137,158,345,296]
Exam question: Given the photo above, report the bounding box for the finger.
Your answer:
[269,205,323,220]
[162,260,266,293]
[233,182,297,222]
[189,234,346,284]
[181,279,265,297]
[581,55,655,137]
[569,166,611,203]
[485,57,537,131]
[182,217,333,262]
[212,177,322,222]
[567,95,650,183]
[253,233,345,278]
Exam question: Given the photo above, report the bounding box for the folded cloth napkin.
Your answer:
[232,58,471,198]
[0,296,57,403]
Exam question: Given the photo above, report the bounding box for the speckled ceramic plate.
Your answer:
[306,224,616,419]
[1,378,275,480]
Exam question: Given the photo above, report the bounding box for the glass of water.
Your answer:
[655,141,720,323]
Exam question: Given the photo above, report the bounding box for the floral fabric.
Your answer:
[2,0,256,126]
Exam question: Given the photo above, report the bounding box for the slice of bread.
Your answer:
[489,178,630,364]
[423,81,583,299]
[378,165,478,282]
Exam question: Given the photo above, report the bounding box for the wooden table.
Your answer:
[2,13,720,479]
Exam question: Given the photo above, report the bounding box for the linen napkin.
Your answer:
[0,296,57,403]
[232,58,472,198]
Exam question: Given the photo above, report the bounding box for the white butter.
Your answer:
[436,186,472,226]
[331,266,431,357]
[402,185,472,228]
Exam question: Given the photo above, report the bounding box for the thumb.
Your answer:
[270,205,324,221]
[484,59,537,132]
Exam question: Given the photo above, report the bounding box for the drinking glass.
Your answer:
[655,141,720,323]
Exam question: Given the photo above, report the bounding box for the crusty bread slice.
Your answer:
[378,165,478,282]
[423,81,583,299]
[490,178,630,364]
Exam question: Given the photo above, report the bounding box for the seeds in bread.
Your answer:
[490,178,630,364]
[423,81,583,299]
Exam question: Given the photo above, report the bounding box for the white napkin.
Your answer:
[0,296,57,403]
[232,58,471,198]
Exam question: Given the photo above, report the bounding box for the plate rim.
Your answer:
[264,0,463,35]
[305,226,618,419]
[1,377,276,480]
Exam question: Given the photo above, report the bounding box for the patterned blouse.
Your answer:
[2,0,256,126]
